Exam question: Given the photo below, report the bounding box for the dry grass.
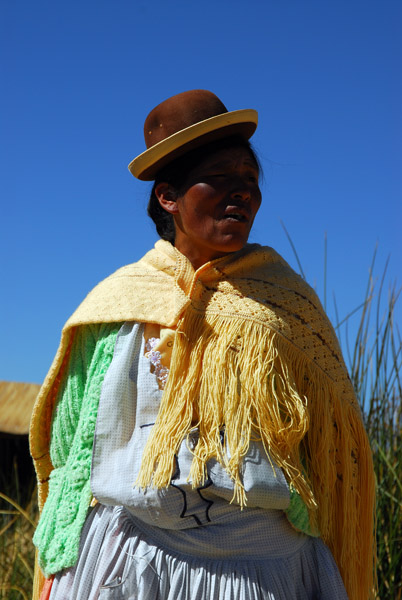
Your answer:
[0,462,37,600]
[339,270,402,600]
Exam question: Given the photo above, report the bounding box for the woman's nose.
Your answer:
[230,186,251,201]
[228,174,251,198]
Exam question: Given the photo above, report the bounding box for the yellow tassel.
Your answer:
[137,310,314,504]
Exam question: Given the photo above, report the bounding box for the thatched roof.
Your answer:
[0,381,41,435]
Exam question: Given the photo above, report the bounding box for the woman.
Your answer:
[30,90,376,600]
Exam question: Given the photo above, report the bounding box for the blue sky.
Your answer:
[1,0,401,384]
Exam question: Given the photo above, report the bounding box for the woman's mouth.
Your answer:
[222,206,250,222]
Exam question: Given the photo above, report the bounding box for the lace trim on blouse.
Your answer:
[145,337,169,389]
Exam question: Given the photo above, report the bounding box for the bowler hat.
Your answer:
[128,90,258,181]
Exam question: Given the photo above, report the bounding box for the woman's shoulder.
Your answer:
[64,243,178,331]
[224,243,322,308]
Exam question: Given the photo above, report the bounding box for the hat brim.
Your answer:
[128,109,258,181]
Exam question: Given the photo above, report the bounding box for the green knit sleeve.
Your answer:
[285,486,320,537]
[33,322,121,577]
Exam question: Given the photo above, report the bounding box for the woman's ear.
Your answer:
[155,183,179,215]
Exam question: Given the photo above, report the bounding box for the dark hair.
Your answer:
[147,135,261,243]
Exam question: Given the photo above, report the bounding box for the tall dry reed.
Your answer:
[335,257,401,599]
[0,460,37,600]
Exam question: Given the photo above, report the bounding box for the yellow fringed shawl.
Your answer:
[30,240,376,600]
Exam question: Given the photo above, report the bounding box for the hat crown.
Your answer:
[144,90,228,149]
[129,89,258,180]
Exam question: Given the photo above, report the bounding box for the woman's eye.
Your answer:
[247,174,259,183]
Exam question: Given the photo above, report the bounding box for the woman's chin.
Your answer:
[214,231,251,254]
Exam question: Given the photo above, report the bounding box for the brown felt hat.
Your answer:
[128,90,258,181]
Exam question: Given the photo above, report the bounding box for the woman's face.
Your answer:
[156,146,262,270]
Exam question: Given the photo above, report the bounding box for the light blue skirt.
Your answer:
[49,503,348,600]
